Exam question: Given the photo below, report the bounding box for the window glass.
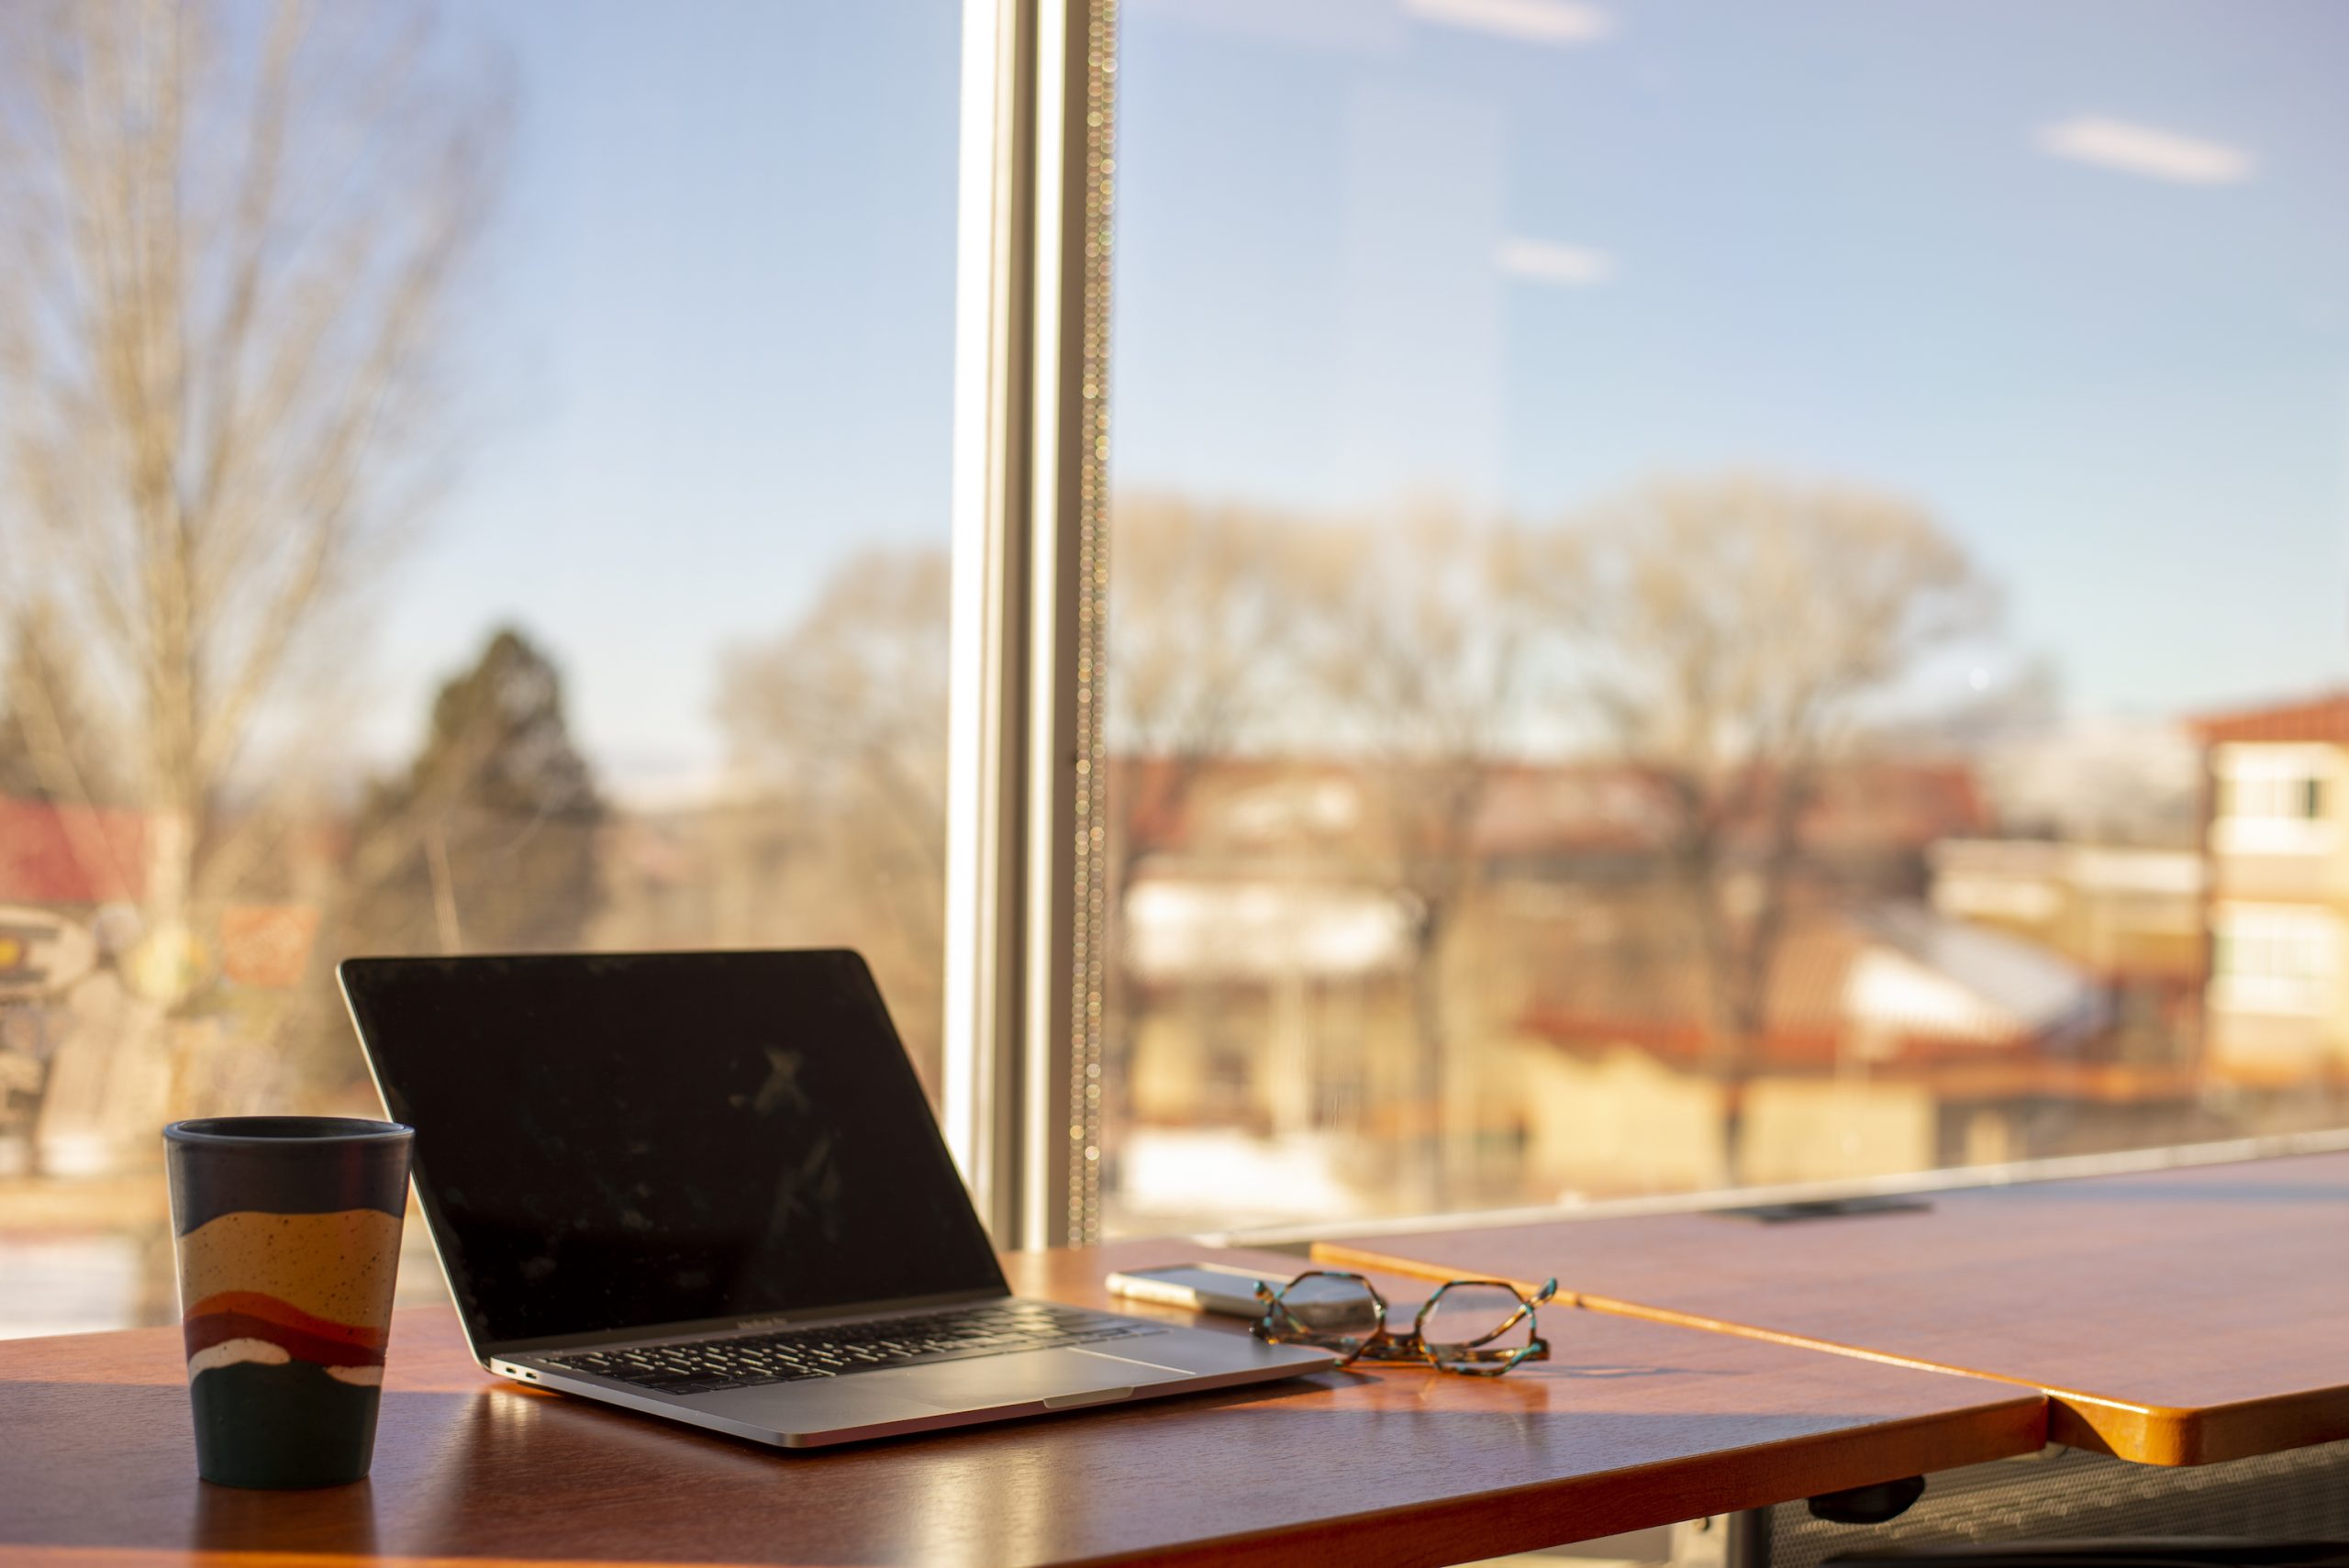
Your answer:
[1103,0,2349,1233]
[0,0,962,1336]
[2211,904,2337,1018]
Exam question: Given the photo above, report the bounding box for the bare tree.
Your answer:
[1107,495,1308,979]
[1109,493,1319,801]
[0,597,120,806]
[1523,473,1997,1177]
[1312,506,1533,1207]
[1104,496,1535,1207]
[717,547,952,1087]
[0,0,506,1115]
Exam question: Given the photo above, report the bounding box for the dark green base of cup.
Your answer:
[191,1362,382,1488]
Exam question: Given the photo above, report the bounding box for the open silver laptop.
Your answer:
[340,950,1337,1449]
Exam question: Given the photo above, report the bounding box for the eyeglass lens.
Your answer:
[1419,1284,1536,1360]
[1276,1274,1384,1340]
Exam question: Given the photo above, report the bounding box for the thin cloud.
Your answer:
[1403,0,1612,46]
[2038,116,2254,185]
[1128,0,1406,55]
[1497,238,1616,287]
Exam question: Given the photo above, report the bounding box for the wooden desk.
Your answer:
[0,1240,2043,1568]
[1316,1151,2349,1467]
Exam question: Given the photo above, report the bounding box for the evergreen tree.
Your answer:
[347,627,604,954]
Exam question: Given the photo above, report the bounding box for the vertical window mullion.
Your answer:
[944,0,1113,1250]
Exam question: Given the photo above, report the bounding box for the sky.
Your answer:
[369,0,2349,802]
[366,0,964,797]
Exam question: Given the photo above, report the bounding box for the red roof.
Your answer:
[1111,754,1991,863]
[0,798,146,905]
[2190,692,2349,745]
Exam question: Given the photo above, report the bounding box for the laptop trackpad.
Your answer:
[887,1347,1192,1411]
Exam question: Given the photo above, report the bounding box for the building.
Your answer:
[2191,693,2349,1091]
[1107,752,2172,1218]
[1511,897,2149,1193]
[1928,837,2205,1066]
[0,796,331,1176]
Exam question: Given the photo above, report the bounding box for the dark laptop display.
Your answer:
[342,951,1008,1351]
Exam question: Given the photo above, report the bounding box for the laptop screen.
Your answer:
[341,951,1008,1350]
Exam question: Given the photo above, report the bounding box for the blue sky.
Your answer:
[369,0,963,794]
[1116,0,2349,720]
[373,0,2349,796]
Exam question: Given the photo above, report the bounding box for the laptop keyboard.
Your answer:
[537,1300,1166,1395]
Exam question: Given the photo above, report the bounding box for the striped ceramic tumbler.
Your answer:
[162,1117,412,1488]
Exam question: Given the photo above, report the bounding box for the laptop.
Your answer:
[339,950,1339,1449]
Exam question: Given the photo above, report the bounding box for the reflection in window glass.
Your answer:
[0,0,961,1336]
[1103,1,2349,1233]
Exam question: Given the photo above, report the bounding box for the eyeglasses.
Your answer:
[1251,1269,1559,1376]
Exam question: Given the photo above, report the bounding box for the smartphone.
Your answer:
[1105,1262,1279,1318]
[1106,1262,1374,1328]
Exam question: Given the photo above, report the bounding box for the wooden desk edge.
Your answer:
[0,1396,2049,1568]
[1311,1239,2349,1469]
[4,1254,2054,1568]
[1147,1390,2048,1568]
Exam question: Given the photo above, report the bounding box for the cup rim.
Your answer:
[164,1116,412,1147]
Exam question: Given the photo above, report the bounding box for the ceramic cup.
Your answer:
[163,1116,413,1488]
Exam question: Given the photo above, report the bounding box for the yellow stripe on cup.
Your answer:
[176,1209,403,1329]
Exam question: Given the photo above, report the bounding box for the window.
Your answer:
[2214,744,2340,853]
[7,0,2348,1335]
[1100,1,2349,1232]
[2212,904,2339,1018]
[0,0,963,1336]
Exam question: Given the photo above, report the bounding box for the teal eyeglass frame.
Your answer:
[1251,1269,1560,1376]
